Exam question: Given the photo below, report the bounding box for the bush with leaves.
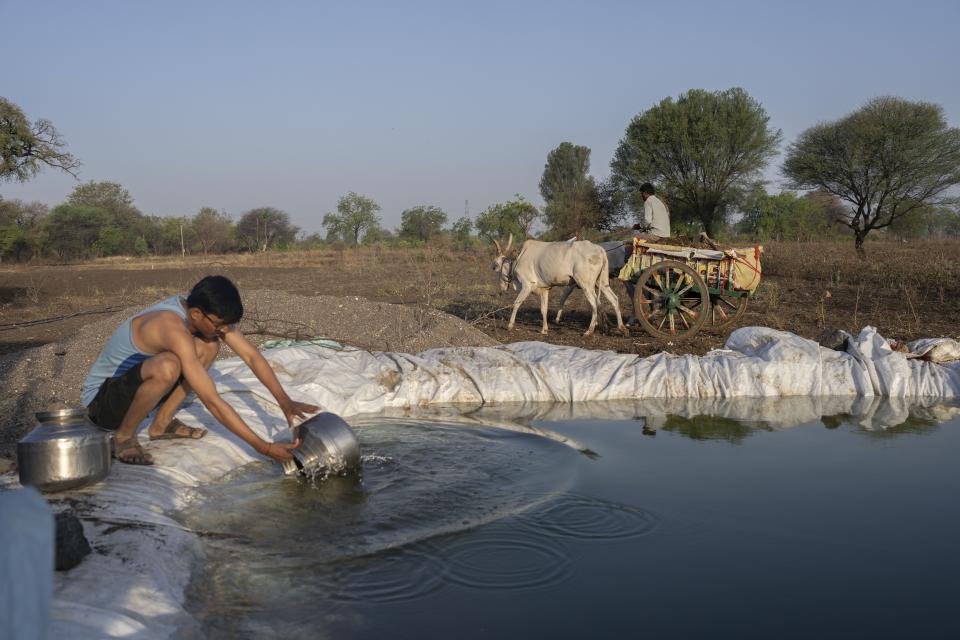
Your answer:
[237,207,298,252]
[474,196,539,245]
[399,205,447,242]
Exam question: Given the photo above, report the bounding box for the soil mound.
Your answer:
[0,291,497,458]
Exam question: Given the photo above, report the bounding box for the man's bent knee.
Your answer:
[144,352,182,384]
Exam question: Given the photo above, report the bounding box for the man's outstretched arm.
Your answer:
[223,330,321,428]
[166,327,300,462]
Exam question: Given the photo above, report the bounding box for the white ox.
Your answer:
[555,239,638,326]
[492,235,627,336]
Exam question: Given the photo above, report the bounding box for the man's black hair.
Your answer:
[639,182,655,195]
[187,275,243,324]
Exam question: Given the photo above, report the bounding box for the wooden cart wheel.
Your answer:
[704,293,748,331]
[633,260,709,340]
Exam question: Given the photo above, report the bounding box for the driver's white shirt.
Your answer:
[643,195,671,237]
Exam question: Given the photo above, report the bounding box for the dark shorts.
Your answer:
[87,362,183,430]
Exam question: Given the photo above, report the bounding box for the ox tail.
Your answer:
[595,248,611,291]
[591,248,612,315]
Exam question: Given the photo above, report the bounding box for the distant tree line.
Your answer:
[0,179,494,262]
[3,91,959,261]
[0,182,301,261]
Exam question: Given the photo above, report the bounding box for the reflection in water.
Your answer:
[181,397,960,639]
[660,414,762,443]
[375,396,960,445]
[650,397,960,441]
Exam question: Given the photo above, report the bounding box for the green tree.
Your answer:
[237,207,298,252]
[67,181,145,253]
[474,196,539,244]
[322,192,381,245]
[0,198,47,261]
[94,225,125,256]
[888,205,960,240]
[191,207,233,255]
[360,224,393,246]
[593,178,629,231]
[67,181,138,217]
[133,236,149,256]
[0,224,21,261]
[45,204,110,259]
[298,232,326,249]
[737,187,835,241]
[539,142,600,237]
[611,87,781,236]
[147,216,188,255]
[449,216,473,246]
[783,96,960,256]
[0,97,80,182]
[399,205,448,242]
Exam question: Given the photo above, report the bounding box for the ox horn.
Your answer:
[493,238,503,255]
[505,233,513,254]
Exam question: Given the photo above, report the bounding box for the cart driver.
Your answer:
[81,275,319,465]
[639,182,670,239]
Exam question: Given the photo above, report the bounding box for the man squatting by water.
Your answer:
[81,275,319,465]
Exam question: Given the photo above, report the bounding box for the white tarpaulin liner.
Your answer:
[8,325,958,638]
[210,326,959,414]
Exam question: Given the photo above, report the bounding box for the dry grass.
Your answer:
[751,240,960,339]
[0,239,957,357]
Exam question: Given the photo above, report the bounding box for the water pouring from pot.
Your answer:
[281,412,362,480]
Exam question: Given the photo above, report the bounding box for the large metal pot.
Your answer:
[282,412,361,478]
[17,408,112,493]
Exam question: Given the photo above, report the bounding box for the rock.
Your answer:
[816,328,850,352]
[54,509,91,571]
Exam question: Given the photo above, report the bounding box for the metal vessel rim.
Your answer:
[35,408,89,421]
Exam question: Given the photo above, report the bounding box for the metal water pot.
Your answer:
[281,412,361,478]
[17,408,113,493]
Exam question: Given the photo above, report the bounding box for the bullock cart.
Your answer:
[618,238,763,340]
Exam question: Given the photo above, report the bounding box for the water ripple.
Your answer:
[519,495,659,540]
[432,524,572,592]
[326,546,447,604]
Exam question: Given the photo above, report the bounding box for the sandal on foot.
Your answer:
[116,437,154,465]
[150,418,207,441]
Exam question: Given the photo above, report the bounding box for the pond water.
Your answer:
[179,398,960,639]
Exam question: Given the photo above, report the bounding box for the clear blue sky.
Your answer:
[3,0,958,233]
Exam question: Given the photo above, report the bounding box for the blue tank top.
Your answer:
[81,296,189,406]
